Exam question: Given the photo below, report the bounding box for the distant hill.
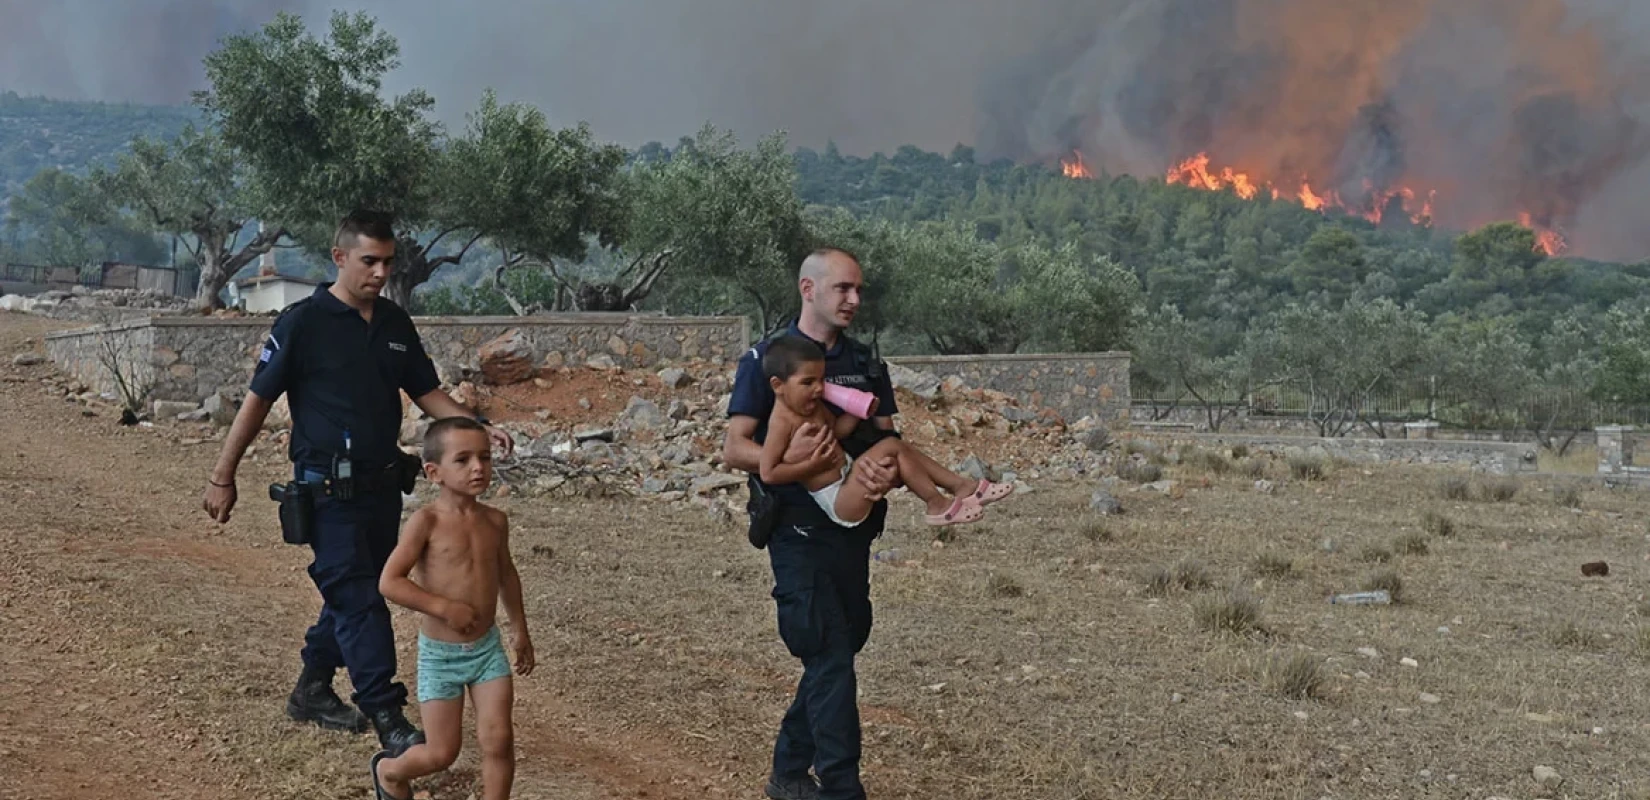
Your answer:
[0,91,196,197]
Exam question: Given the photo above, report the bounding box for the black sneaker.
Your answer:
[368,706,426,758]
[764,773,820,800]
[285,666,369,733]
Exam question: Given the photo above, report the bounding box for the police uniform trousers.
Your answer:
[768,500,881,800]
[297,467,409,712]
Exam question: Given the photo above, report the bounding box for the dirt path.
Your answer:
[0,312,722,800]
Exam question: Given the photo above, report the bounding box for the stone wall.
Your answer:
[888,352,1131,425]
[43,318,158,399]
[1154,431,1539,475]
[46,313,749,404]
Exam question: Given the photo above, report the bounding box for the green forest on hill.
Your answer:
[4,10,1650,440]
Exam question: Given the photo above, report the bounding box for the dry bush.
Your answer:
[1358,544,1394,564]
[1481,477,1520,503]
[1634,627,1650,660]
[1239,457,1269,479]
[1252,553,1297,579]
[1421,511,1455,538]
[1263,652,1324,699]
[1143,559,1213,596]
[1079,520,1114,543]
[1550,620,1604,650]
[1393,532,1430,556]
[1553,484,1583,509]
[1230,443,1251,460]
[1195,590,1264,636]
[1360,569,1404,603]
[1288,453,1329,481]
[1438,475,1472,501]
[986,573,1025,599]
[1192,449,1232,475]
[1119,461,1164,484]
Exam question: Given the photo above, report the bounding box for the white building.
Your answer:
[236,273,319,314]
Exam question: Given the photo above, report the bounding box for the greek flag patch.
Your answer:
[259,347,272,363]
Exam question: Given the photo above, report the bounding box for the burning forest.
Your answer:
[997,0,1650,261]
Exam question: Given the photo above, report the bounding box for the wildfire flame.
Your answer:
[1518,213,1568,257]
[1061,151,1093,179]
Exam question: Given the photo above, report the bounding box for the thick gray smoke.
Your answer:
[4,0,1650,258]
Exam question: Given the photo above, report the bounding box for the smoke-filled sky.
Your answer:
[4,0,1650,259]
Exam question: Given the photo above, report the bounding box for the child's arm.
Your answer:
[379,510,481,635]
[760,411,827,485]
[493,510,535,676]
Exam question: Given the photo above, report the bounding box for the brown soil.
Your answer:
[10,309,1650,799]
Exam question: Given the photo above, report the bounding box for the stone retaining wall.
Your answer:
[1153,432,1539,475]
[888,352,1131,425]
[46,313,749,404]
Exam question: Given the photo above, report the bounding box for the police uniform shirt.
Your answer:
[727,324,898,508]
[249,283,440,470]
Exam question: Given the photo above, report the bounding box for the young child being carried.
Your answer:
[758,335,1014,527]
[372,417,535,800]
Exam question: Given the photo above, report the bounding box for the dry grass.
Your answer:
[1551,620,1605,650]
[1262,652,1324,699]
[1393,532,1430,556]
[1481,477,1521,503]
[986,572,1025,599]
[1358,544,1395,563]
[1438,474,1473,500]
[1252,552,1297,579]
[1421,510,1456,537]
[1238,457,1269,479]
[1194,590,1264,636]
[1360,568,1405,603]
[1079,520,1114,543]
[1143,559,1213,596]
[1288,452,1330,481]
[1119,461,1165,484]
[1229,443,1251,460]
[1553,483,1584,509]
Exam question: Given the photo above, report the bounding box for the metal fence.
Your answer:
[2,262,194,296]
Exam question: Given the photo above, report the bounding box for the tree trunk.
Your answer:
[194,247,230,311]
[385,239,438,310]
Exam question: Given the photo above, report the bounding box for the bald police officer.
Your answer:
[202,211,512,756]
[723,247,900,800]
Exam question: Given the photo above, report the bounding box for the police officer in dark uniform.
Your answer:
[723,247,899,800]
[201,211,513,757]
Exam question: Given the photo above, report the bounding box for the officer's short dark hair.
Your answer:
[334,209,397,250]
[762,335,825,382]
[423,416,489,464]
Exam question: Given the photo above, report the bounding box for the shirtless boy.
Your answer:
[757,335,1014,528]
[372,417,535,800]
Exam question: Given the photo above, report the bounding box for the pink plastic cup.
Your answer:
[822,383,878,419]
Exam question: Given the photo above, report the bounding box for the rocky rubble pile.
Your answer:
[394,352,1124,517]
[1,287,196,319]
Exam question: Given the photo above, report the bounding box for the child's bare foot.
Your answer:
[372,752,411,800]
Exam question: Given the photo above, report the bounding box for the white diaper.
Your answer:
[807,455,868,528]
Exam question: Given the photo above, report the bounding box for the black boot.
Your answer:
[285,665,368,733]
[764,772,820,800]
[369,706,426,758]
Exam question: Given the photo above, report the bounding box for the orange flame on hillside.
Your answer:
[1518,213,1568,256]
[1159,152,1434,225]
[1061,151,1093,179]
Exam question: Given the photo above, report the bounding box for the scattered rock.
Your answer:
[1532,766,1562,789]
[585,354,618,370]
[573,427,615,444]
[201,391,237,426]
[477,329,537,385]
[955,455,1000,482]
[1001,407,1039,423]
[1089,489,1123,515]
[1170,692,1184,704]
[153,400,197,419]
[887,362,941,401]
[178,408,211,423]
[1078,428,1112,453]
[658,367,691,389]
[666,399,690,421]
[1400,657,1419,668]
[640,477,671,494]
[619,396,665,429]
[0,295,38,313]
[1142,480,1178,494]
[691,473,745,496]
[1418,692,1441,704]
[1356,647,1381,660]
[1254,479,1276,495]
[11,353,43,367]
[533,377,553,390]
[1581,561,1609,577]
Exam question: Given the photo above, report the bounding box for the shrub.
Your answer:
[1193,449,1232,474]
[1481,477,1520,502]
[1253,552,1296,579]
[1393,532,1429,556]
[1553,484,1583,509]
[986,573,1024,598]
[1079,520,1114,543]
[1550,621,1603,650]
[1119,461,1164,484]
[1421,511,1455,538]
[1288,453,1329,481]
[1195,590,1264,636]
[1239,457,1268,479]
[1358,544,1394,564]
[1438,475,1472,501]
[1143,559,1213,596]
[1230,444,1251,460]
[1360,569,1404,603]
[1263,652,1324,699]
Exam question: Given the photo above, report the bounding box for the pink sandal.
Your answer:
[968,479,1015,506]
[925,495,984,526]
